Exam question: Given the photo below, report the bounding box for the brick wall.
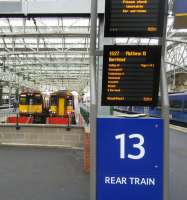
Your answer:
[0,124,84,148]
[83,132,90,173]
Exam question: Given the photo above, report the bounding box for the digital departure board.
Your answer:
[102,45,161,106]
[104,0,165,37]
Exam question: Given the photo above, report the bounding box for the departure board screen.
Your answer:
[104,0,165,37]
[102,45,161,106]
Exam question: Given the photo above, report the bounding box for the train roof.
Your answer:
[50,90,73,96]
[169,91,187,96]
[20,92,42,96]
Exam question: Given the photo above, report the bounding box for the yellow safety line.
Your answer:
[176,13,187,17]
[170,124,187,133]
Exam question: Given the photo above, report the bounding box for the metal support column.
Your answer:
[160,57,170,200]
[8,82,12,110]
[97,15,115,116]
[160,1,170,200]
[0,84,3,106]
[90,0,97,200]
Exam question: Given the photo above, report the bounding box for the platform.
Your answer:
[0,146,89,200]
[170,127,187,200]
[0,126,184,199]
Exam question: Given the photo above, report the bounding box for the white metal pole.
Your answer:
[160,1,170,200]
[90,0,97,200]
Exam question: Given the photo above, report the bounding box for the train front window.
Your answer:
[184,101,187,111]
[67,99,73,106]
[35,96,42,105]
[170,100,182,109]
[66,96,73,107]
[50,96,57,106]
[29,96,42,105]
[19,96,28,105]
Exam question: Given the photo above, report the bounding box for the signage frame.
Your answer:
[101,45,162,106]
[97,117,164,200]
[104,0,166,37]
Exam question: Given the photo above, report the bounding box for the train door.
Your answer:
[58,97,65,116]
[19,94,29,114]
[28,95,33,114]
[50,95,57,115]
[66,98,73,114]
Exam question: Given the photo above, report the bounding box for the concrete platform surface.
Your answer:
[170,128,187,200]
[0,147,89,200]
[0,127,186,200]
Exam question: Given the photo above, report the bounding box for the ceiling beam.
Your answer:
[0,32,90,38]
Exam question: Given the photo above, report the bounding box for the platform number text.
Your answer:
[115,134,145,160]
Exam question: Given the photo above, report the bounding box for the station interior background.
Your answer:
[0,0,186,112]
[0,0,186,200]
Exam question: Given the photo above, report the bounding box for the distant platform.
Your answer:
[0,104,12,109]
[113,111,147,118]
[170,124,187,133]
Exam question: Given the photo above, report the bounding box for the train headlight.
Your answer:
[67,111,72,116]
[49,110,55,114]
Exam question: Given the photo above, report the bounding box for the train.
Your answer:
[114,92,187,124]
[18,92,46,123]
[19,92,43,116]
[17,90,76,124]
[169,92,187,123]
[48,90,76,124]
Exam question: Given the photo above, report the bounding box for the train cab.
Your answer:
[19,92,43,116]
[48,90,76,124]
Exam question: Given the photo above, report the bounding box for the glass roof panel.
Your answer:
[0,19,8,26]
[0,8,185,92]
[63,18,89,26]
[9,18,23,26]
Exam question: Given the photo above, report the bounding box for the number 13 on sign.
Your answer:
[115,134,145,160]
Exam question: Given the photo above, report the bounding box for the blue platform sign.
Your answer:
[97,118,163,200]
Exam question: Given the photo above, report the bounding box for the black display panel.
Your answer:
[104,0,165,37]
[102,45,161,106]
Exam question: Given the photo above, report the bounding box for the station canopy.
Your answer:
[0,0,186,93]
[0,17,90,93]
